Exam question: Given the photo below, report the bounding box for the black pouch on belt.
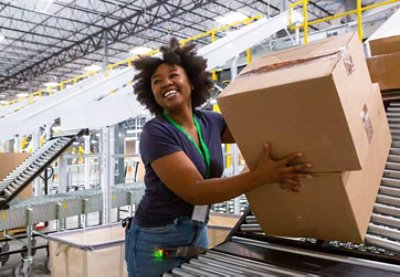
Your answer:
[122,217,133,231]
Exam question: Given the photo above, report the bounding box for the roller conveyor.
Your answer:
[0,129,88,209]
[167,100,400,276]
[0,182,145,231]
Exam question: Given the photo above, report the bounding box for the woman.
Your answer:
[125,38,312,277]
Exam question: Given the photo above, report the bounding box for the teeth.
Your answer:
[164,90,177,97]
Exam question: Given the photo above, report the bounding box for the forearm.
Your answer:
[189,171,266,205]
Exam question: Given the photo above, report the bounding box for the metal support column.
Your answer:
[84,135,90,189]
[32,128,41,197]
[101,126,115,224]
[357,0,364,41]
[59,155,67,193]
[103,30,109,75]
[231,56,241,215]
[14,135,21,152]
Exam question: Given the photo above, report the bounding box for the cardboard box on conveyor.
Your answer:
[367,35,400,91]
[218,32,391,242]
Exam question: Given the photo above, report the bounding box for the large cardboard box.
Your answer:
[246,84,391,242]
[218,32,373,172]
[0,153,32,200]
[367,53,400,91]
[369,35,400,56]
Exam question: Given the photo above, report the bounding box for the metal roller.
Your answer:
[188,259,248,276]
[381,177,400,188]
[241,223,263,232]
[383,169,400,179]
[245,215,257,224]
[371,213,400,229]
[170,267,198,277]
[204,251,306,276]
[365,234,400,254]
[179,263,223,276]
[386,162,400,171]
[374,203,400,218]
[379,186,400,197]
[368,223,400,241]
[376,194,400,208]
[389,148,400,156]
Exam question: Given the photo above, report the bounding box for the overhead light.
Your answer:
[215,12,248,25]
[129,46,152,56]
[16,93,29,98]
[44,82,59,88]
[0,100,9,105]
[0,34,5,43]
[84,64,102,72]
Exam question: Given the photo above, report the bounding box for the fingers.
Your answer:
[279,180,302,192]
[282,163,312,174]
[283,173,312,180]
[276,152,303,167]
[263,143,271,159]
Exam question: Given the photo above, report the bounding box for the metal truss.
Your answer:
[0,0,386,98]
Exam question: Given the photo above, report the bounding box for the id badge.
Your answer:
[191,205,208,223]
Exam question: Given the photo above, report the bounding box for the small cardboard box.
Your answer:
[218,32,373,172]
[369,35,400,56]
[246,84,391,242]
[0,153,32,200]
[367,52,400,91]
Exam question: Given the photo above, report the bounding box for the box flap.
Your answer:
[219,56,339,98]
[241,32,355,74]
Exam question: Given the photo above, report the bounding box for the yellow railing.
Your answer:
[290,0,400,44]
[0,15,262,110]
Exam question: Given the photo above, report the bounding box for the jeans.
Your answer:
[125,217,208,277]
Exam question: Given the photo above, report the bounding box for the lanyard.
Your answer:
[162,112,211,178]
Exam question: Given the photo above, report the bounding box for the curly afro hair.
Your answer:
[133,38,214,115]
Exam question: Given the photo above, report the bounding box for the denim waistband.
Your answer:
[172,216,192,224]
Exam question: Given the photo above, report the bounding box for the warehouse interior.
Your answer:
[0,0,400,276]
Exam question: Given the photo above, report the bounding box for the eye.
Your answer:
[152,79,160,85]
[169,73,179,78]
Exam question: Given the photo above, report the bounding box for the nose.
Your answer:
[160,77,173,88]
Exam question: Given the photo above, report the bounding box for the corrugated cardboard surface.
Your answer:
[246,84,391,242]
[367,53,400,91]
[0,153,32,200]
[369,35,400,56]
[218,32,372,172]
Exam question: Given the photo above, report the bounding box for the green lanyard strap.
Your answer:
[163,112,211,178]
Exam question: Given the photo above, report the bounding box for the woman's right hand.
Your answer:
[251,143,312,192]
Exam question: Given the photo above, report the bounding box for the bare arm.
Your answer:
[151,143,312,205]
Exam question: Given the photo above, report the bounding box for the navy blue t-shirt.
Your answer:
[134,109,227,227]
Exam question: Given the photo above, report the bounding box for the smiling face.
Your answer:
[150,63,193,113]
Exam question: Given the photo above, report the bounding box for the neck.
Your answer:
[163,106,194,127]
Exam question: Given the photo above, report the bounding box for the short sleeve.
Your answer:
[205,111,227,136]
[140,120,182,166]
